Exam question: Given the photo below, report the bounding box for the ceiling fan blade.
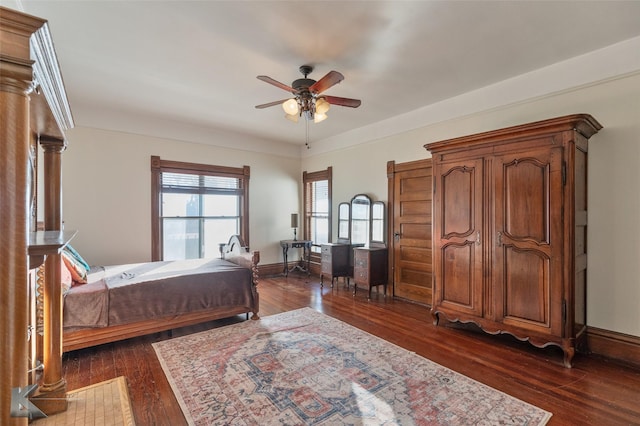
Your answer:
[309,71,344,94]
[257,75,295,93]
[323,95,361,108]
[255,99,290,109]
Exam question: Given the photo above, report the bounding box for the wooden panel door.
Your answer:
[433,157,484,318]
[387,159,432,305]
[492,146,564,336]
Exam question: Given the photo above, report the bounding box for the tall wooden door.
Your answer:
[387,159,433,305]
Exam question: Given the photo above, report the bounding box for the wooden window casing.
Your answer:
[303,166,332,255]
[151,156,250,261]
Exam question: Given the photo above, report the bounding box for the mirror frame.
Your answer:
[350,194,372,246]
[371,201,385,244]
[337,202,351,242]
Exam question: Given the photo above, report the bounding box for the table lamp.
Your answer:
[291,213,298,241]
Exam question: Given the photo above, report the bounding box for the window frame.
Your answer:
[303,166,332,254]
[151,156,250,261]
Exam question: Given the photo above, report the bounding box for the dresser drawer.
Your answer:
[354,266,368,283]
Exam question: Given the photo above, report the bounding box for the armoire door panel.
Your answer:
[502,157,550,244]
[441,165,477,239]
[502,247,550,326]
[440,242,482,316]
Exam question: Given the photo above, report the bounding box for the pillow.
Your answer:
[63,244,90,271]
[38,263,72,294]
[62,251,87,285]
[60,261,72,293]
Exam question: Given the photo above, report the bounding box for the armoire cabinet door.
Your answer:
[433,158,484,318]
[492,147,564,336]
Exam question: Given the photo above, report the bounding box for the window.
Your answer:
[303,167,332,253]
[151,156,249,261]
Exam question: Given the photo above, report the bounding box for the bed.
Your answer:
[61,235,259,352]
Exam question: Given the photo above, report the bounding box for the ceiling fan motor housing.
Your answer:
[292,78,316,92]
[293,65,316,93]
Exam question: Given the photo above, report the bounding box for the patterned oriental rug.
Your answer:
[153,308,552,425]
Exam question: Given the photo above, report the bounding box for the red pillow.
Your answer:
[60,261,72,292]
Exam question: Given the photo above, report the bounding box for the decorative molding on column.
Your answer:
[39,136,67,153]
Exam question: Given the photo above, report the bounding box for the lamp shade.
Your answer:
[314,112,327,123]
[290,213,299,228]
[282,98,299,115]
[315,97,330,114]
[285,113,299,123]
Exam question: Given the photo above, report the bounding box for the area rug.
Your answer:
[32,376,135,425]
[153,307,551,425]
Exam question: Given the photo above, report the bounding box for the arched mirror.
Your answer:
[337,202,350,242]
[371,201,385,244]
[350,194,371,246]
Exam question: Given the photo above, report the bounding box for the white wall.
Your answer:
[302,72,640,337]
[61,72,640,338]
[61,127,301,266]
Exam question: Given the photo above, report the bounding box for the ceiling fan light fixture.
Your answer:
[282,98,299,115]
[257,66,360,127]
[314,112,328,123]
[284,113,299,123]
[315,97,330,115]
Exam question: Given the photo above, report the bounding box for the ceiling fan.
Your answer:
[255,65,361,123]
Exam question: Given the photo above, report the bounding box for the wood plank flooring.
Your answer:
[62,273,640,425]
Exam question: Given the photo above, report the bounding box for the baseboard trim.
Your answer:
[258,261,322,278]
[253,268,640,369]
[587,326,640,368]
[258,263,285,277]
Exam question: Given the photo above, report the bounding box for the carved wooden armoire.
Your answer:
[425,114,601,368]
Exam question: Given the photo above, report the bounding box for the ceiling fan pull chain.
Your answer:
[305,119,310,149]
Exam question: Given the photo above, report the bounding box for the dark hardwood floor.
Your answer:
[62,273,640,425]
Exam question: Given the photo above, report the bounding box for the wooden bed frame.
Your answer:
[62,235,260,352]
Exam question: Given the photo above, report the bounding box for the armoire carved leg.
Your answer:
[431,311,440,326]
[562,340,576,369]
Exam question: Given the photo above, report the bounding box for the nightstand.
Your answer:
[353,246,388,298]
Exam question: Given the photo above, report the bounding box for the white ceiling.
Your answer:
[8,1,640,153]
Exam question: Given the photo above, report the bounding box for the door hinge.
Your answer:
[562,161,567,186]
